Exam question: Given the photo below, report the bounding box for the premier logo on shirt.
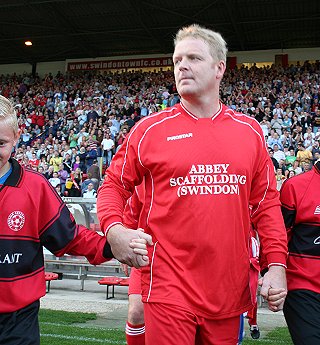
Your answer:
[7,211,26,231]
[169,163,247,197]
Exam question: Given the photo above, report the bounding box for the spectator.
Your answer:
[280,129,292,148]
[20,128,32,146]
[44,165,54,179]
[268,148,279,170]
[267,132,283,150]
[57,163,68,193]
[282,114,292,131]
[82,182,97,198]
[72,154,81,171]
[68,129,78,148]
[116,127,128,148]
[273,144,286,163]
[87,104,99,123]
[292,160,303,175]
[78,146,87,172]
[107,119,118,138]
[49,150,63,172]
[275,168,286,191]
[287,170,296,179]
[29,152,40,168]
[273,103,284,118]
[55,183,64,196]
[87,159,101,190]
[285,148,297,169]
[63,152,72,174]
[48,171,60,187]
[313,151,320,165]
[271,113,283,136]
[302,161,312,173]
[278,159,287,176]
[66,168,82,197]
[85,143,98,170]
[81,173,94,193]
[260,117,270,137]
[101,132,115,166]
[77,127,89,146]
[296,143,312,167]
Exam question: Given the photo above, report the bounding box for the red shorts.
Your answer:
[128,267,141,295]
[144,303,242,345]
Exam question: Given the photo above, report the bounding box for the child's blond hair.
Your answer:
[0,95,19,133]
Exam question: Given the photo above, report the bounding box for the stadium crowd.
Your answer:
[1,59,320,194]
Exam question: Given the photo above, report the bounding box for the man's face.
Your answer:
[173,38,225,100]
[0,121,20,176]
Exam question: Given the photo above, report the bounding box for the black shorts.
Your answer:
[0,300,40,345]
[283,289,320,345]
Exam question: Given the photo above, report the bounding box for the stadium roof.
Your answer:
[0,0,319,65]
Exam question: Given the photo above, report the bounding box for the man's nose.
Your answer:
[179,58,189,71]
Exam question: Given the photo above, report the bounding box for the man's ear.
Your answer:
[216,60,226,80]
[13,128,21,146]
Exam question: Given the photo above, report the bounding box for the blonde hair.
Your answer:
[0,95,19,133]
[174,24,228,63]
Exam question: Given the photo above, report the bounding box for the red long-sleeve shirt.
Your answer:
[280,162,320,293]
[0,159,112,313]
[98,102,287,319]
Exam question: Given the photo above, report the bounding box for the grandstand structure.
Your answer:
[0,0,319,76]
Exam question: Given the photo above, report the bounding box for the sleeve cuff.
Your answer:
[103,242,114,258]
[268,262,287,269]
[104,221,124,236]
[266,252,287,268]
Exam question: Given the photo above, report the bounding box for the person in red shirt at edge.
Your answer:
[280,159,320,345]
[97,24,287,345]
[0,95,151,345]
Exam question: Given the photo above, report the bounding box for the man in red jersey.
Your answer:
[280,159,320,345]
[0,95,150,345]
[97,24,287,344]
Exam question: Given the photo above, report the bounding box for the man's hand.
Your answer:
[259,265,287,312]
[107,224,153,268]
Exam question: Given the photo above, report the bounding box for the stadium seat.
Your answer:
[45,272,59,292]
[118,278,130,286]
[98,277,130,299]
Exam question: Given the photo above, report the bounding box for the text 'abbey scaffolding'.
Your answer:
[169,164,247,197]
